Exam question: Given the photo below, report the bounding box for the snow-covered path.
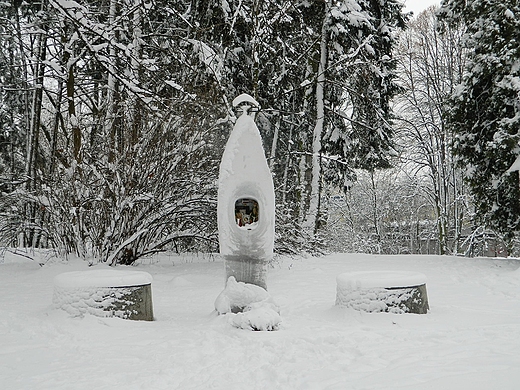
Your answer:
[1,253,520,389]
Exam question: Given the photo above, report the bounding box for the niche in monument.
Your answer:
[235,198,259,228]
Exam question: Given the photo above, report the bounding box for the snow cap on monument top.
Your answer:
[232,93,260,109]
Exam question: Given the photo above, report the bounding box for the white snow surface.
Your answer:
[336,270,427,289]
[53,268,153,288]
[214,276,276,314]
[1,252,520,389]
[231,303,282,332]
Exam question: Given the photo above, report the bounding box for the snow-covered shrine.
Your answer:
[217,94,275,291]
[214,94,280,330]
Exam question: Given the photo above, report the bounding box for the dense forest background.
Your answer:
[1,0,519,263]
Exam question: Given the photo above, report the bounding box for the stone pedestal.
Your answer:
[336,271,429,314]
[53,269,154,321]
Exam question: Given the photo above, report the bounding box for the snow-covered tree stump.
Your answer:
[53,269,154,321]
[336,271,429,314]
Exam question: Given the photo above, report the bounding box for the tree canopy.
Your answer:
[439,0,520,247]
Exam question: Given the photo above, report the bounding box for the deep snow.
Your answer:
[1,252,520,389]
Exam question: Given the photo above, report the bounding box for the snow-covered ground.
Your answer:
[1,251,520,389]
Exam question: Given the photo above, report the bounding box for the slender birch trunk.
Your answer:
[281,121,293,207]
[129,0,142,149]
[281,95,297,207]
[269,113,280,171]
[64,39,81,163]
[297,62,314,225]
[303,1,329,235]
[23,17,47,247]
[106,0,118,159]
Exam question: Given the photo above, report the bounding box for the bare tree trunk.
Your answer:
[66,54,81,163]
[269,113,280,171]
[22,19,47,247]
[281,108,294,207]
[297,59,313,225]
[303,1,329,236]
[106,0,119,160]
[13,4,30,145]
[396,8,467,256]
[251,0,260,98]
[49,78,64,175]
[25,35,46,189]
[369,170,380,240]
[128,0,143,150]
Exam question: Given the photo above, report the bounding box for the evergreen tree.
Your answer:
[306,0,407,237]
[439,0,520,248]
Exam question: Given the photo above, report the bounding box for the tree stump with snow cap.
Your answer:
[335,271,429,314]
[53,269,154,321]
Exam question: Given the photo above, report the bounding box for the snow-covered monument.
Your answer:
[217,94,275,291]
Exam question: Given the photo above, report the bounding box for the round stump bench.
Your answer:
[53,269,154,321]
[335,271,429,314]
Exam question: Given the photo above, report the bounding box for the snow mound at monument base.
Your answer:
[231,302,281,331]
[215,276,281,331]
